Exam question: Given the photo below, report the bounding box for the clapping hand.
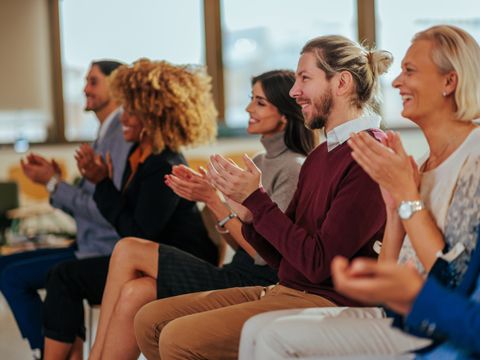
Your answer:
[74,144,111,184]
[331,256,424,315]
[165,165,217,204]
[21,153,60,185]
[207,154,262,204]
[348,130,420,205]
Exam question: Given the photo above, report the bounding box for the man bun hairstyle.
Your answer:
[302,35,393,111]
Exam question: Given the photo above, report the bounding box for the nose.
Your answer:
[245,99,254,113]
[289,80,301,98]
[392,72,402,89]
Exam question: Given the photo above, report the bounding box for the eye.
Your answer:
[257,100,266,107]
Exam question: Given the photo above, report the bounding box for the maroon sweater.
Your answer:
[242,130,386,306]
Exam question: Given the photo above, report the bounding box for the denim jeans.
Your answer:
[0,246,76,350]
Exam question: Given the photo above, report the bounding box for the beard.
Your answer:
[305,89,333,130]
[84,97,111,112]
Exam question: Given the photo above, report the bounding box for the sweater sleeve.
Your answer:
[406,276,480,354]
[50,181,112,227]
[241,183,301,270]
[93,165,179,240]
[243,162,385,284]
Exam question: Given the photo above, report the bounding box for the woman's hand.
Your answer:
[74,144,109,184]
[165,165,218,205]
[207,154,262,204]
[332,256,424,315]
[348,131,420,205]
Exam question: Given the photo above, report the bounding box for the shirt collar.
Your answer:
[326,112,381,152]
[98,107,122,141]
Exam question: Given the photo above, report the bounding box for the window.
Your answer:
[59,0,205,141]
[376,0,479,128]
[221,0,357,127]
[0,0,53,145]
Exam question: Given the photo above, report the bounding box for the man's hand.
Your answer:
[21,153,59,185]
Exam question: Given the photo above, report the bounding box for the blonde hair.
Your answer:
[110,59,217,152]
[302,35,393,111]
[413,25,480,121]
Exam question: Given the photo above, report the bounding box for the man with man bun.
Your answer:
[133,35,393,360]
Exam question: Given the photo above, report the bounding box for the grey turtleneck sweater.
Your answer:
[254,131,306,212]
[252,131,306,265]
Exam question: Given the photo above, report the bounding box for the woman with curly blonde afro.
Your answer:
[42,59,220,360]
[109,59,217,152]
[78,68,317,360]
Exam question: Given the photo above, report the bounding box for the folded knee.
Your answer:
[159,318,196,358]
[111,237,138,263]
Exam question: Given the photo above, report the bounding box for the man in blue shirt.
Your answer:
[0,60,131,359]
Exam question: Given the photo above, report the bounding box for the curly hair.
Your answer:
[109,59,217,152]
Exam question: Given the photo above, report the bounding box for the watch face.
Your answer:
[398,203,412,219]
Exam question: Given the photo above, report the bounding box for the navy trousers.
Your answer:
[0,246,76,350]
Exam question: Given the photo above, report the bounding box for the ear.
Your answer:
[443,71,458,96]
[280,114,287,124]
[335,71,354,97]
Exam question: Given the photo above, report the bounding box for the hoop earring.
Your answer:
[139,128,149,142]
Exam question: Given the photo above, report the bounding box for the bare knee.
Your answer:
[111,237,158,271]
[111,237,138,265]
[115,279,156,317]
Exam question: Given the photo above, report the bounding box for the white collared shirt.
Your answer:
[97,107,122,141]
[326,112,381,152]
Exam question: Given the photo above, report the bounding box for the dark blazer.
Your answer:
[404,226,480,356]
[50,109,131,257]
[93,145,218,265]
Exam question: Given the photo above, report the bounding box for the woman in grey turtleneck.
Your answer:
[88,70,317,360]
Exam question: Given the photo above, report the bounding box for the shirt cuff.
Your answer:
[405,277,443,336]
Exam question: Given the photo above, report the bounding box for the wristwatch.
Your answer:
[46,175,60,193]
[397,200,425,220]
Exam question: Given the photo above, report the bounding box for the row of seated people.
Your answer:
[1,23,479,360]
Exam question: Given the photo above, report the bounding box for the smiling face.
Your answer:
[245,81,286,136]
[392,39,448,123]
[120,111,144,142]
[83,65,112,113]
[289,52,334,130]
